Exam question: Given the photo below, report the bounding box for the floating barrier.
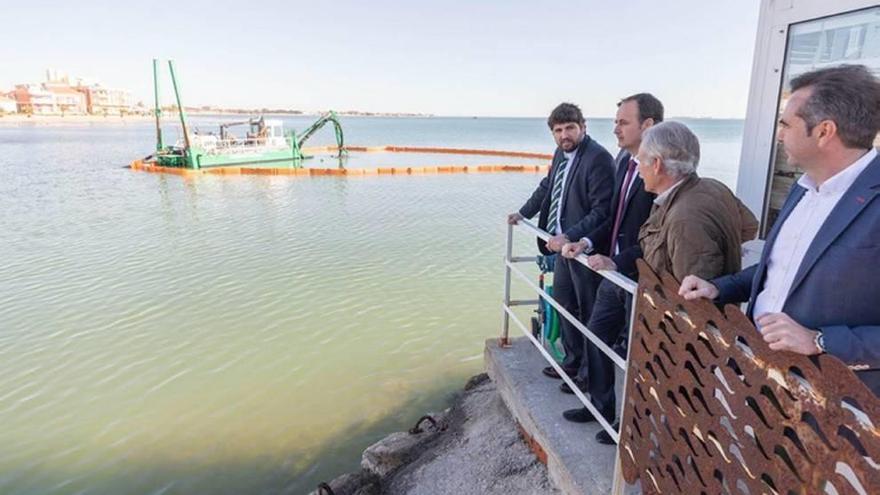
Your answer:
[129,145,552,178]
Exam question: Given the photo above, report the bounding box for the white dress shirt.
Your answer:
[753,148,878,320]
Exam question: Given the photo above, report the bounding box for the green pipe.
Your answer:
[290,130,302,167]
[167,60,194,168]
[330,110,346,158]
[152,59,163,152]
[544,286,564,363]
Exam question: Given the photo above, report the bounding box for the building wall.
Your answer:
[0,98,17,113]
[49,91,87,114]
[12,84,91,115]
[75,86,134,115]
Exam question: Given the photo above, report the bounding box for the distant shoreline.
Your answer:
[0,114,156,125]
[0,112,437,126]
[0,113,745,127]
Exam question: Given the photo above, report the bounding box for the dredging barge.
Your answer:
[144,59,345,170]
[133,59,554,177]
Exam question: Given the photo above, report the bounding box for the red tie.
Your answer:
[609,159,638,255]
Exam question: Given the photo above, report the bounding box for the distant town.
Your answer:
[0,69,137,116]
[0,69,432,118]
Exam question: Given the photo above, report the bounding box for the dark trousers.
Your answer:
[579,278,631,420]
[553,255,600,370]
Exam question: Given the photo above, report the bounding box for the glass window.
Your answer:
[763,7,880,233]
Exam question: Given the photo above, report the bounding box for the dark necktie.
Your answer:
[609,159,638,255]
[546,156,570,235]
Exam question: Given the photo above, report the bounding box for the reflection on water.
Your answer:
[0,117,742,494]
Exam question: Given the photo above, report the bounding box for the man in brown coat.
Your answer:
[636,121,758,282]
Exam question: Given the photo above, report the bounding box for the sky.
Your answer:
[0,0,761,118]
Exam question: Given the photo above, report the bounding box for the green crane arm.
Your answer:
[296,111,346,157]
[152,59,163,152]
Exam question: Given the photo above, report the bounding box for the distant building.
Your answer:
[45,68,69,85]
[10,69,134,115]
[12,84,54,114]
[75,84,133,115]
[0,90,16,114]
[12,83,86,115]
[0,95,16,114]
[44,84,87,114]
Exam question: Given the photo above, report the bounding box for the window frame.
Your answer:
[736,0,880,237]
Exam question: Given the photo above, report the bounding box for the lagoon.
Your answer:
[0,116,743,494]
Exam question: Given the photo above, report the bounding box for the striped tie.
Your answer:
[546,156,570,235]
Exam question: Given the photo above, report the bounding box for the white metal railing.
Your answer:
[501,218,638,494]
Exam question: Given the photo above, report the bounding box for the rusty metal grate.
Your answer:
[619,261,880,495]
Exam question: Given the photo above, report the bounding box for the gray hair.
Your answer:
[639,121,700,177]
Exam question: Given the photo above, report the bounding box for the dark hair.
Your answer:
[618,93,664,124]
[790,64,880,149]
[547,102,585,129]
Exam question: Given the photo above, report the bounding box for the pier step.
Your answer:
[484,338,639,495]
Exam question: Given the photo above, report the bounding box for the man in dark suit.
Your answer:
[508,103,615,378]
[557,94,663,441]
[679,65,880,395]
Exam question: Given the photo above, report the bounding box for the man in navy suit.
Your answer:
[556,94,662,440]
[679,65,880,395]
[508,103,615,379]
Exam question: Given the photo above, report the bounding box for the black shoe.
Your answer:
[596,420,620,445]
[542,365,577,380]
[559,378,588,395]
[562,407,597,423]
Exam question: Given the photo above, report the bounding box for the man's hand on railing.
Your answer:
[678,275,720,300]
[546,234,568,252]
[561,240,588,259]
[507,212,524,225]
[586,254,617,272]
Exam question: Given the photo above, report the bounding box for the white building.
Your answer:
[0,95,16,114]
[11,83,87,115]
[76,84,134,115]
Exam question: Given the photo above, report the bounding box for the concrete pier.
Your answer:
[484,337,638,495]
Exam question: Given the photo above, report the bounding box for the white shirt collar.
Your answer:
[797,148,877,195]
[653,177,688,206]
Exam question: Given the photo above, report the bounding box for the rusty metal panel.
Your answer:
[619,260,880,495]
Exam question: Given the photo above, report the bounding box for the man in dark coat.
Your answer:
[557,94,662,442]
[508,102,615,378]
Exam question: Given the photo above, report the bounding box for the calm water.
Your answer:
[0,116,743,494]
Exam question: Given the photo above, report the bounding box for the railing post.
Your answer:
[501,222,514,346]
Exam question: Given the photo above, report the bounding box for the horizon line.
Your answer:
[184,110,747,121]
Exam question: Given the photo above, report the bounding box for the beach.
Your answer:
[0,113,157,125]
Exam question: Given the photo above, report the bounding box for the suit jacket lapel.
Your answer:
[557,136,592,219]
[563,136,591,192]
[787,157,880,295]
[608,151,630,211]
[624,175,643,207]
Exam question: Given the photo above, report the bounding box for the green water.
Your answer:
[0,116,743,494]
